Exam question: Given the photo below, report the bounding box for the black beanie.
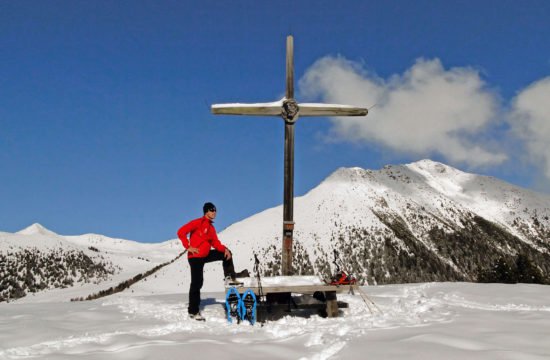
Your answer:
[203,202,216,214]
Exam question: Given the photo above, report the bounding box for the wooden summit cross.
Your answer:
[212,36,368,276]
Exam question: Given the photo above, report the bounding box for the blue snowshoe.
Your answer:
[240,289,257,325]
[225,287,243,323]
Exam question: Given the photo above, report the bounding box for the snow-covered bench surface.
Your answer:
[236,275,325,288]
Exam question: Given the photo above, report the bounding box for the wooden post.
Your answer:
[281,120,296,275]
[325,291,339,317]
[281,35,296,276]
[285,35,294,99]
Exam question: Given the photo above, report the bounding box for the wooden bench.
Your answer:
[225,276,353,319]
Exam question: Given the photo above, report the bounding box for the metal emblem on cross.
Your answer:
[211,35,368,276]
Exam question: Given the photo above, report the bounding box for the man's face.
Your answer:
[205,209,217,220]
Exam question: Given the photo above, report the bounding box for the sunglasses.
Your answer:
[207,208,217,212]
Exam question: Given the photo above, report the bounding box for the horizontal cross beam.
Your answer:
[211,100,368,117]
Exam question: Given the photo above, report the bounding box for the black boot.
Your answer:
[235,269,250,278]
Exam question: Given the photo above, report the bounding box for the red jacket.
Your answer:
[177,216,226,258]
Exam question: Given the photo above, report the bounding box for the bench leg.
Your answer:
[325,291,338,317]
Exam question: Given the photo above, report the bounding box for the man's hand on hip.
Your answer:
[188,247,200,255]
[224,248,232,260]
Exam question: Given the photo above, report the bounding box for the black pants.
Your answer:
[188,250,235,314]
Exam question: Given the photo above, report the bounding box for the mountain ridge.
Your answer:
[0,224,177,302]
[219,159,550,285]
[2,159,549,302]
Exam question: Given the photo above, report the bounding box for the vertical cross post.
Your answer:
[282,36,297,276]
[282,120,295,274]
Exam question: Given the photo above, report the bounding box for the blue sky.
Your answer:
[1,1,550,242]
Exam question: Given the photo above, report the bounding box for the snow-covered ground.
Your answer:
[1,282,549,359]
[2,160,550,358]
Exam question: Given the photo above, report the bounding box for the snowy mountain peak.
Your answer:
[406,159,466,177]
[323,167,371,184]
[324,160,465,184]
[318,160,472,195]
[16,223,58,236]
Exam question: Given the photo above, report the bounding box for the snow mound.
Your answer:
[16,223,58,237]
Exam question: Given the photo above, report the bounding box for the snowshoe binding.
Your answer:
[240,289,257,325]
[225,276,244,287]
[225,287,243,323]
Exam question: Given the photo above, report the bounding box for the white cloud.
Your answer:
[299,56,507,167]
[510,77,550,178]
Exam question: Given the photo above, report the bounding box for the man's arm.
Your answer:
[177,219,198,250]
[210,228,227,254]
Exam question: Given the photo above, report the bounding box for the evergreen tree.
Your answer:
[516,254,545,284]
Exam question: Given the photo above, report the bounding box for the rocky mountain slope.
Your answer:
[127,159,550,294]
[2,159,549,301]
[0,224,179,302]
[221,159,550,285]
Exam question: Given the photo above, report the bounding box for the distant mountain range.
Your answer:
[2,159,549,303]
[0,224,180,302]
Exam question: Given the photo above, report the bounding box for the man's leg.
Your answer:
[204,251,235,278]
[188,257,205,314]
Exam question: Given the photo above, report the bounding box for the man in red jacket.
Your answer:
[178,202,248,321]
